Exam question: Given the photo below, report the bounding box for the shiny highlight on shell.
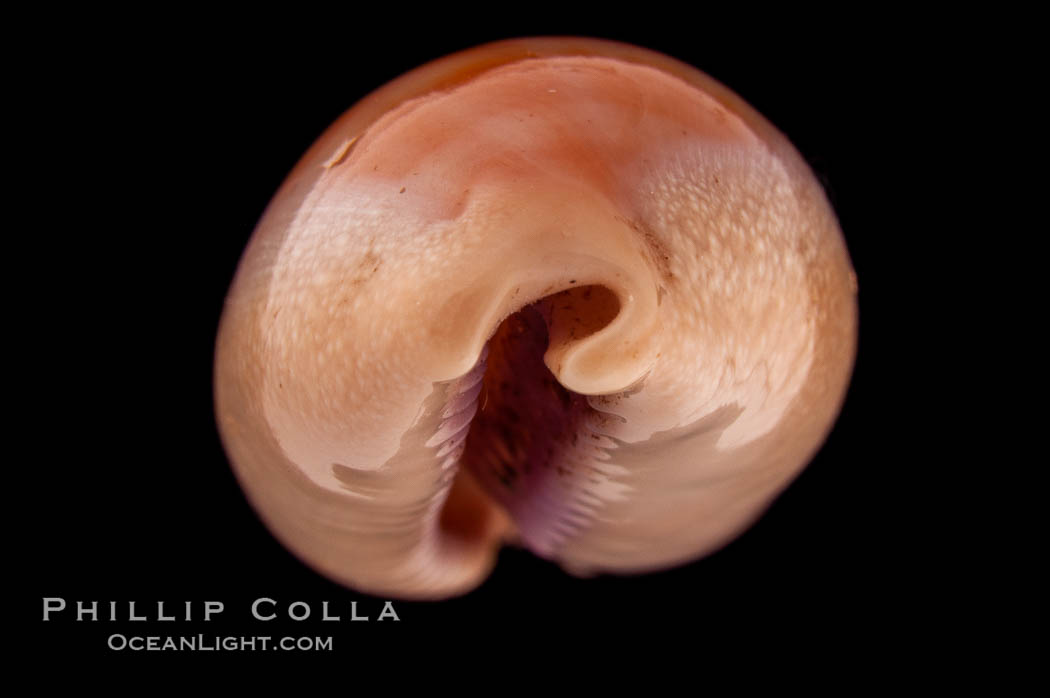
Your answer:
[214,37,858,599]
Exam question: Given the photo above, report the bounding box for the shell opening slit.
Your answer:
[438,285,622,560]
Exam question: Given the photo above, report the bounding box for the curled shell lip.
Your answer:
[214,37,858,600]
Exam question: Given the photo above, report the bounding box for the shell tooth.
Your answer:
[425,402,477,448]
[434,429,468,459]
[441,378,485,419]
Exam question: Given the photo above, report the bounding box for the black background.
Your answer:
[22,12,935,660]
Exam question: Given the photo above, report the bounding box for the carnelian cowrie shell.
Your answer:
[214,37,858,600]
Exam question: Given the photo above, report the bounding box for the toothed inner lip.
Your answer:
[435,287,622,559]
